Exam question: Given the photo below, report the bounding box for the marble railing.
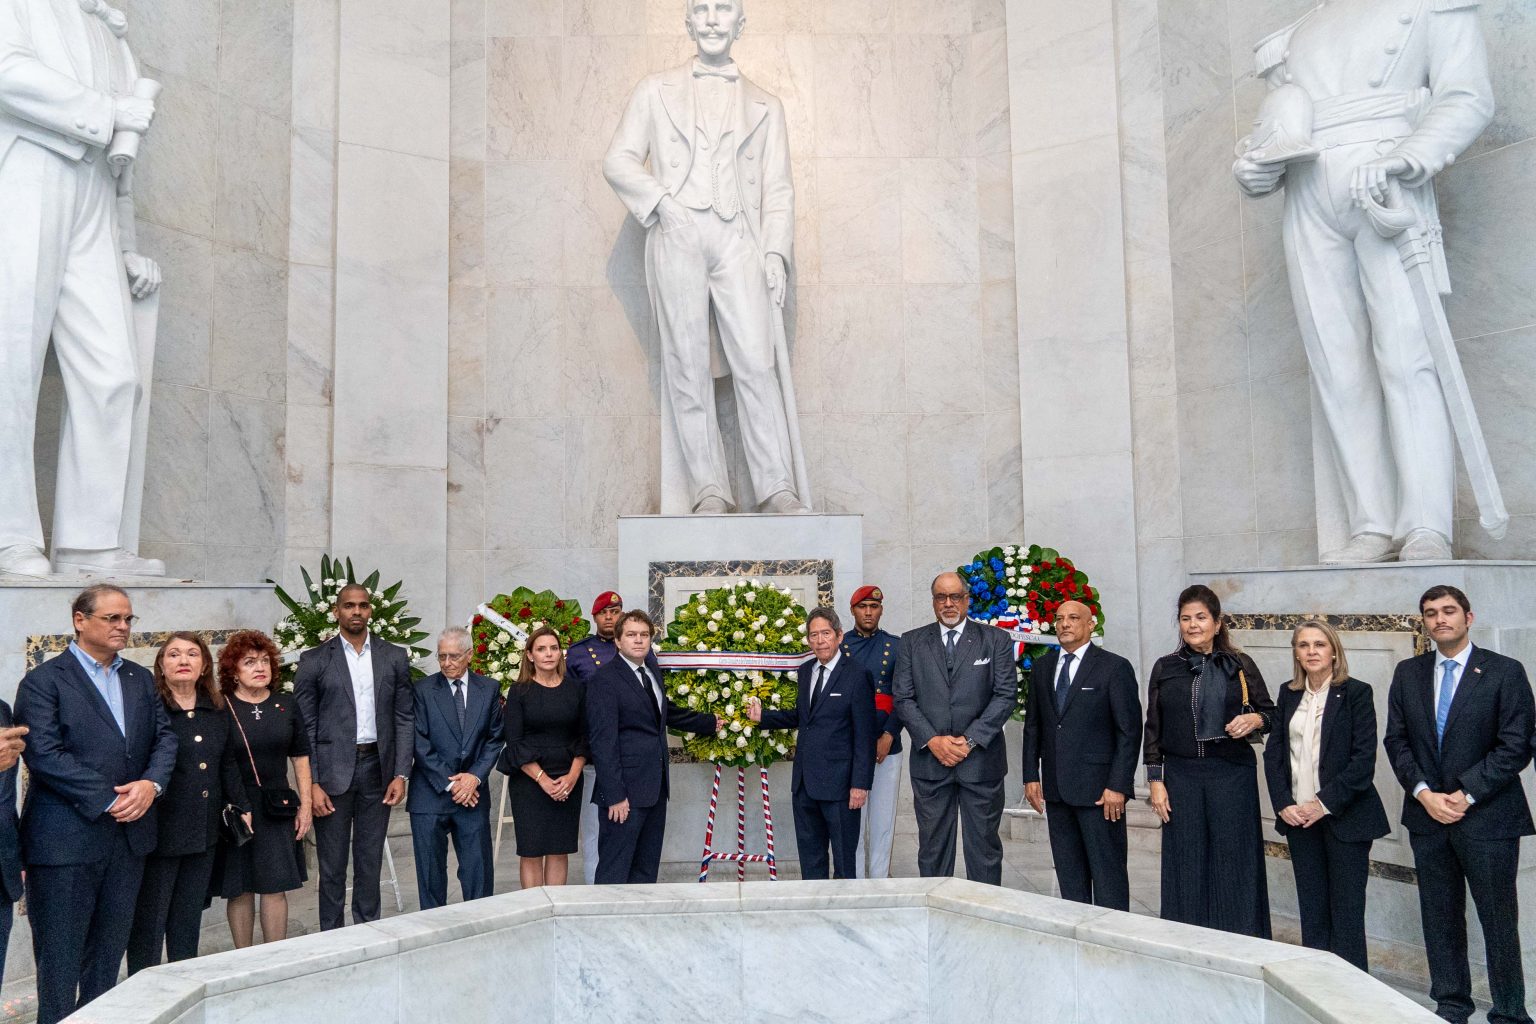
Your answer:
[69,879,1435,1024]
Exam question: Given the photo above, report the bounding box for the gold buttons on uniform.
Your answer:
[186,711,195,718]
[201,790,209,798]
[199,762,208,770]
[194,735,203,742]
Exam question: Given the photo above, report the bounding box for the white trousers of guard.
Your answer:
[1281,131,1454,542]
[580,765,600,884]
[0,142,136,551]
[645,206,793,510]
[856,748,903,879]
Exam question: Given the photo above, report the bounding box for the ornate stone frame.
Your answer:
[25,628,249,672]
[646,558,835,625]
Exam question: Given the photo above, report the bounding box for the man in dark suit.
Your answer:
[15,584,176,1024]
[0,702,27,987]
[294,583,414,930]
[585,610,722,884]
[893,572,1018,885]
[749,607,876,879]
[409,626,504,909]
[1021,600,1141,909]
[1384,585,1534,1024]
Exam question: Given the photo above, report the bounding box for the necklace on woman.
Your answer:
[237,686,268,717]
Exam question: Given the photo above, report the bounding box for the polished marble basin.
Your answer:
[72,879,1435,1024]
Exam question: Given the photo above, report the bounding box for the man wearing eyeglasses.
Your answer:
[893,572,1017,885]
[15,584,176,1024]
[408,627,504,909]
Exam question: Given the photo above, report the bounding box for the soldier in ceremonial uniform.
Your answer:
[842,585,903,879]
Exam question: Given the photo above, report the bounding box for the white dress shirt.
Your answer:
[1056,643,1088,686]
[810,651,840,706]
[1289,681,1330,812]
[621,653,664,718]
[343,635,378,744]
[1413,643,1476,801]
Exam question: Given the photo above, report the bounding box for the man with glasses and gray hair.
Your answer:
[15,584,176,1024]
[893,572,1017,885]
[407,626,504,909]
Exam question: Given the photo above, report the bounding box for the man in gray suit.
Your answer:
[894,572,1018,884]
[293,583,414,930]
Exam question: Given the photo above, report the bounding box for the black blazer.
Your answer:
[1383,646,1535,839]
[293,635,415,793]
[1021,644,1141,806]
[760,656,877,802]
[0,699,21,902]
[408,671,505,814]
[154,693,249,857]
[15,651,177,865]
[1263,678,1390,844]
[585,657,715,810]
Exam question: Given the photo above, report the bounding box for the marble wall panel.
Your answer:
[812,0,895,35]
[745,908,928,1023]
[1224,0,1315,89]
[1005,0,1118,154]
[485,160,569,287]
[907,414,987,544]
[1178,384,1256,538]
[487,0,564,37]
[140,222,214,388]
[985,409,1025,541]
[143,384,210,548]
[928,910,1076,1023]
[1463,0,1536,159]
[219,0,294,118]
[1250,371,1315,534]
[1242,213,1307,382]
[134,68,218,239]
[286,264,335,407]
[1126,255,1178,401]
[813,286,905,414]
[289,127,337,268]
[901,158,979,285]
[817,159,904,285]
[1256,528,1318,569]
[446,547,489,625]
[448,281,487,419]
[292,0,340,133]
[211,247,288,404]
[1456,326,1536,519]
[903,285,981,414]
[484,418,568,549]
[285,403,333,549]
[819,414,910,546]
[486,287,563,420]
[209,394,286,550]
[562,36,651,161]
[1171,236,1249,394]
[563,160,648,290]
[337,0,451,159]
[215,99,292,260]
[976,152,1015,284]
[562,286,658,417]
[450,0,487,163]
[895,34,973,158]
[450,158,487,287]
[979,279,1019,413]
[120,0,220,86]
[1132,394,1184,541]
[813,35,900,158]
[732,35,817,163]
[447,415,486,552]
[564,414,660,549]
[1439,139,1536,341]
[487,36,565,160]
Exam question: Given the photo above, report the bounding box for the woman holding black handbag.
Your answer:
[1144,584,1276,938]
[213,630,313,946]
[126,632,250,972]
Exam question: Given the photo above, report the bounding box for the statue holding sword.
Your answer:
[604,0,810,515]
[1233,0,1501,562]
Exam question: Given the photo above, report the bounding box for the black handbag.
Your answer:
[221,803,254,846]
[230,702,302,820]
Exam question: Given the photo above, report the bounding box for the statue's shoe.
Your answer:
[759,490,809,514]
[692,496,730,514]
[1398,528,1453,562]
[0,544,52,576]
[53,547,167,577]
[1319,533,1395,565]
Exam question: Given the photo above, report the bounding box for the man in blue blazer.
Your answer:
[294,583,415,931]
[16,584,176,1024]
[1384,585,1535,1024]
[0,701,28,988]
[1021,600,1142,910]
[585,610,721,884]
[750,607,875,879]
[409,627,504,909]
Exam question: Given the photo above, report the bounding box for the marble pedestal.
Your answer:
[617,513,864,627]
[1192,561,1536,1009]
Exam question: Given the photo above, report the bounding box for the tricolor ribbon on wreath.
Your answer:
[992,618,1060,659]
[653,649,813,674]
[474,602,529,642]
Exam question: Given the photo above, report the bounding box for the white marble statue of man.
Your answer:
[1232,0,1494,563]
[604,0,809,515]
[0,0,164,577]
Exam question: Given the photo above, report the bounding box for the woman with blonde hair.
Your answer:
[1263,618,1389,970]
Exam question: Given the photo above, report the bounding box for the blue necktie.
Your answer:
[1435,659,1457,743]
[1055,652,1075,716]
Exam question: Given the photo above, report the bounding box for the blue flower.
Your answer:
[989,557,1004,571]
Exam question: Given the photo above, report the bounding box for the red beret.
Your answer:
[592,591,622,615]
[850,585,884,608]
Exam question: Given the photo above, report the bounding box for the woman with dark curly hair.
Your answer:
[211,631,312,946]
[126,632,249,972]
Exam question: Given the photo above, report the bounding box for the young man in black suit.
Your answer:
[585,610,722,884]
[1020,600,1141,910]
[1384,585,1535,1024]
[749,607,876,879]
[16,584,177,1024]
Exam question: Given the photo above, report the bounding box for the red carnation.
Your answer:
[555,601,565,610]
[571,615,580,624]
[472,614,484,625]
[476,643,488,654]
[518,607,532,619]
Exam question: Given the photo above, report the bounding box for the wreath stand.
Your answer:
[698,763,778,882]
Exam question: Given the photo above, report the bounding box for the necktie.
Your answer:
[1055,652,1075,716]
[692,61,739,81]
[452,680,466,734]
[637,666,661,718]
[810,664,827,712]
[944,629,957,669]
[1436,659,1457,743]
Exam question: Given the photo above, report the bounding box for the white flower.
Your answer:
[744,592,756,603]
[707,621,719,633]
[678,684,690,695]
[717,728,728,738]
[770,692,781,704]
[728,595,737,606]
[724,704,736,716]
[729,720,742,733]
[774,618,785,628]
[696,642,708,651]
[308,583,322,594]
[717,672,731,682]
[797,623,807,634]
[708,688,720,701]
[326,612,337,622]
[324,577,337,586]
[1006,588,1018,598]
[745,752,755,763]
[1005,545,1018,556]
[733,630,746,641]
[711,610,724,622]
[755,632,766,643]
[744,726,754,738]
[735,736,748,749]
[780,634,793,644]
[776,742,788,754]
[515,639,527,650]
[497,631,511,644]
[696,602,708,614]
[733,680,743,692]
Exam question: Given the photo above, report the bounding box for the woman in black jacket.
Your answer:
[1145,584,1276,938]
[126,633,249,972]
[1264,619,1389,971]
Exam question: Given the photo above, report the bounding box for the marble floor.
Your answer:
[0,764,1476,1022]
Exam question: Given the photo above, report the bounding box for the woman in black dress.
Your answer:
[502,627,588,889]
[1144,584,1276,938]
[126,632,250,972]
[214,630,313,946]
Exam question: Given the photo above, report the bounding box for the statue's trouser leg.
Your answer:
[0,145,135,552]
[699,216,792,504]
[1282,155,1405,541]
[646,213,733,509]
